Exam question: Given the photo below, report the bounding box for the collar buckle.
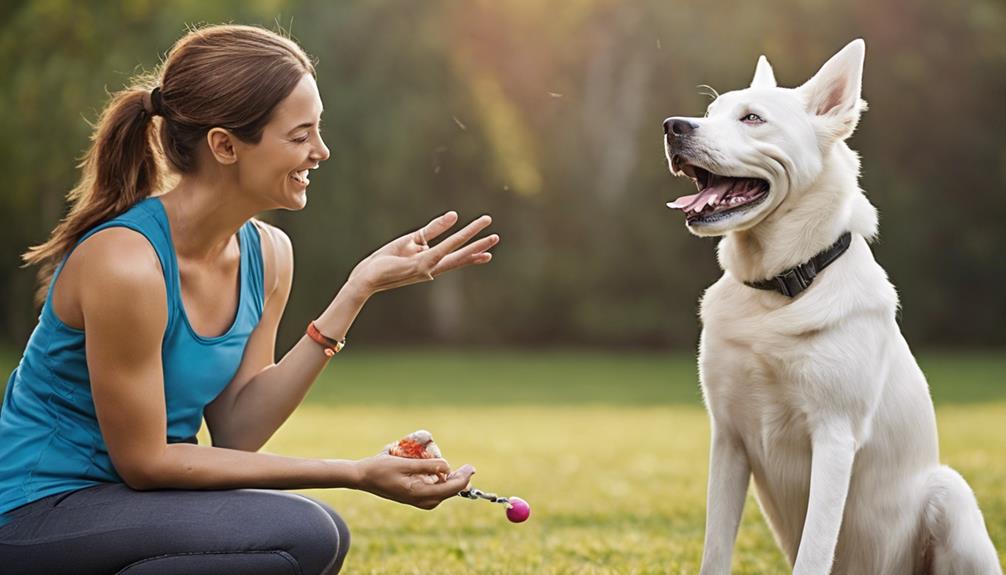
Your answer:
[775,262,817,297]
[743,232,851,298]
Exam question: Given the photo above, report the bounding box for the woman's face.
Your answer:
[236,73,330,211]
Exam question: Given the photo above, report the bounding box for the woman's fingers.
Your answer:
[430,464,475,497]
[412,211,459,246]
[354,212,495,294]
[400,459,474,490]
[432,234,499,275]
[403,457,451,477]
[416,464,476,508]
[428,215,493,259]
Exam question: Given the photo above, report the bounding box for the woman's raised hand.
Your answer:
[353,454,476,510]
[347,212,498,296]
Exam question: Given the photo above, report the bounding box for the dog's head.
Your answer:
[663,39,867,237]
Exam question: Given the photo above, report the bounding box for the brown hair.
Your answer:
[22,24,315,305]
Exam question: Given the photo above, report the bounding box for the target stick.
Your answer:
[383,429,531,523]
[458,488,531,523]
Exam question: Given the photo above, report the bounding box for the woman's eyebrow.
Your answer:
[287,117,323,134]
[288,121,315,133]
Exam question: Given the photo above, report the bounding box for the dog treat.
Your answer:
[382,429,442,459]
[383,429,531,523]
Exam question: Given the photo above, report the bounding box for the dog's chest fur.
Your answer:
[695,239,897,443]
[693,243,936,568]
[697,276,846,560]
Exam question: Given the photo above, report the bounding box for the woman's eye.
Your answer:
[741,113,764,124]
[292,135,310,143]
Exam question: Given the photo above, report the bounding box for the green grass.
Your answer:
[301,348,704,407]
[2,348,1005,572]
[267,404,1006,574]
[296,347,1006,407]
[277,349,1006,573]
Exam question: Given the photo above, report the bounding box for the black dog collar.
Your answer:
[744,232,853,298]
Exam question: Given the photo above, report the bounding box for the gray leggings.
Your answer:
[0,483,350,574]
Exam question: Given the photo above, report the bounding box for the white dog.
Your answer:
[662,39,1001,574]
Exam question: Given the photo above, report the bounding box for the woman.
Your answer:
[0,24,497,574]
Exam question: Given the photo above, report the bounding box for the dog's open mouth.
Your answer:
[667,155,769,223]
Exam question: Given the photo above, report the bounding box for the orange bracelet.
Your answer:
[306,321,346,357]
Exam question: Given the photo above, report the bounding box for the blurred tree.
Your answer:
[0,0,1003,354]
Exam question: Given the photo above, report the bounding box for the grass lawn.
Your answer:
[3,348,1005,572]
[267,349,1005,573]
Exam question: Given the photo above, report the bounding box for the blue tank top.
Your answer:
[0,197,264,522]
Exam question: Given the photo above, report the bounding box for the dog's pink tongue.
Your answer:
[667,180,731,212]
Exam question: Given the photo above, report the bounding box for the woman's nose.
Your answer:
[312,136,331,162]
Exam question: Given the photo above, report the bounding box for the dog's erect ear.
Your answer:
[798,39,866,139]
[750,55,776,88]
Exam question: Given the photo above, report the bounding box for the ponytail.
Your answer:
[22,80,163,307]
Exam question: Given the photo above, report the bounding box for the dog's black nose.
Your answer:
[664,117,699,136]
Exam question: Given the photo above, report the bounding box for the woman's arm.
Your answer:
[205,212,498,452]
[80,228,472,508]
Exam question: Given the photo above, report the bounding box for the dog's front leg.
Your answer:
[699,425,750,575]
[792,420,857,575]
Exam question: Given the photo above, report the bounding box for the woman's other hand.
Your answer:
[353,454,476,510]
[347,212,498,297]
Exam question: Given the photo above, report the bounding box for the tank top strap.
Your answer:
[239,219,265,317]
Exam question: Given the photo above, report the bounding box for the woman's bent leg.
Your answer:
[296,494,352,575]
[0,483,350,575]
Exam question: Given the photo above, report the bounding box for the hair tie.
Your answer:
[143,86,164,117]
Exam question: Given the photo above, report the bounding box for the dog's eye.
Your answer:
[741,113,764,124]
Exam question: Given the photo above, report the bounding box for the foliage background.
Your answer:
[1,0,1004,352]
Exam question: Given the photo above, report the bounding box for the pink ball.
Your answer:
[506,497,531,523]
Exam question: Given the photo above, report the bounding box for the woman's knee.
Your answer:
[253,492,349,575]
[160,490,348,575]
[305,497,351,574]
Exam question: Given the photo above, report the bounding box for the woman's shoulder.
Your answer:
[72,227,165,290]
[72,227,169,359]
[50,226,166,331]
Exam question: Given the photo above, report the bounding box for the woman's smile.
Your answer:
[289,169,310,187]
